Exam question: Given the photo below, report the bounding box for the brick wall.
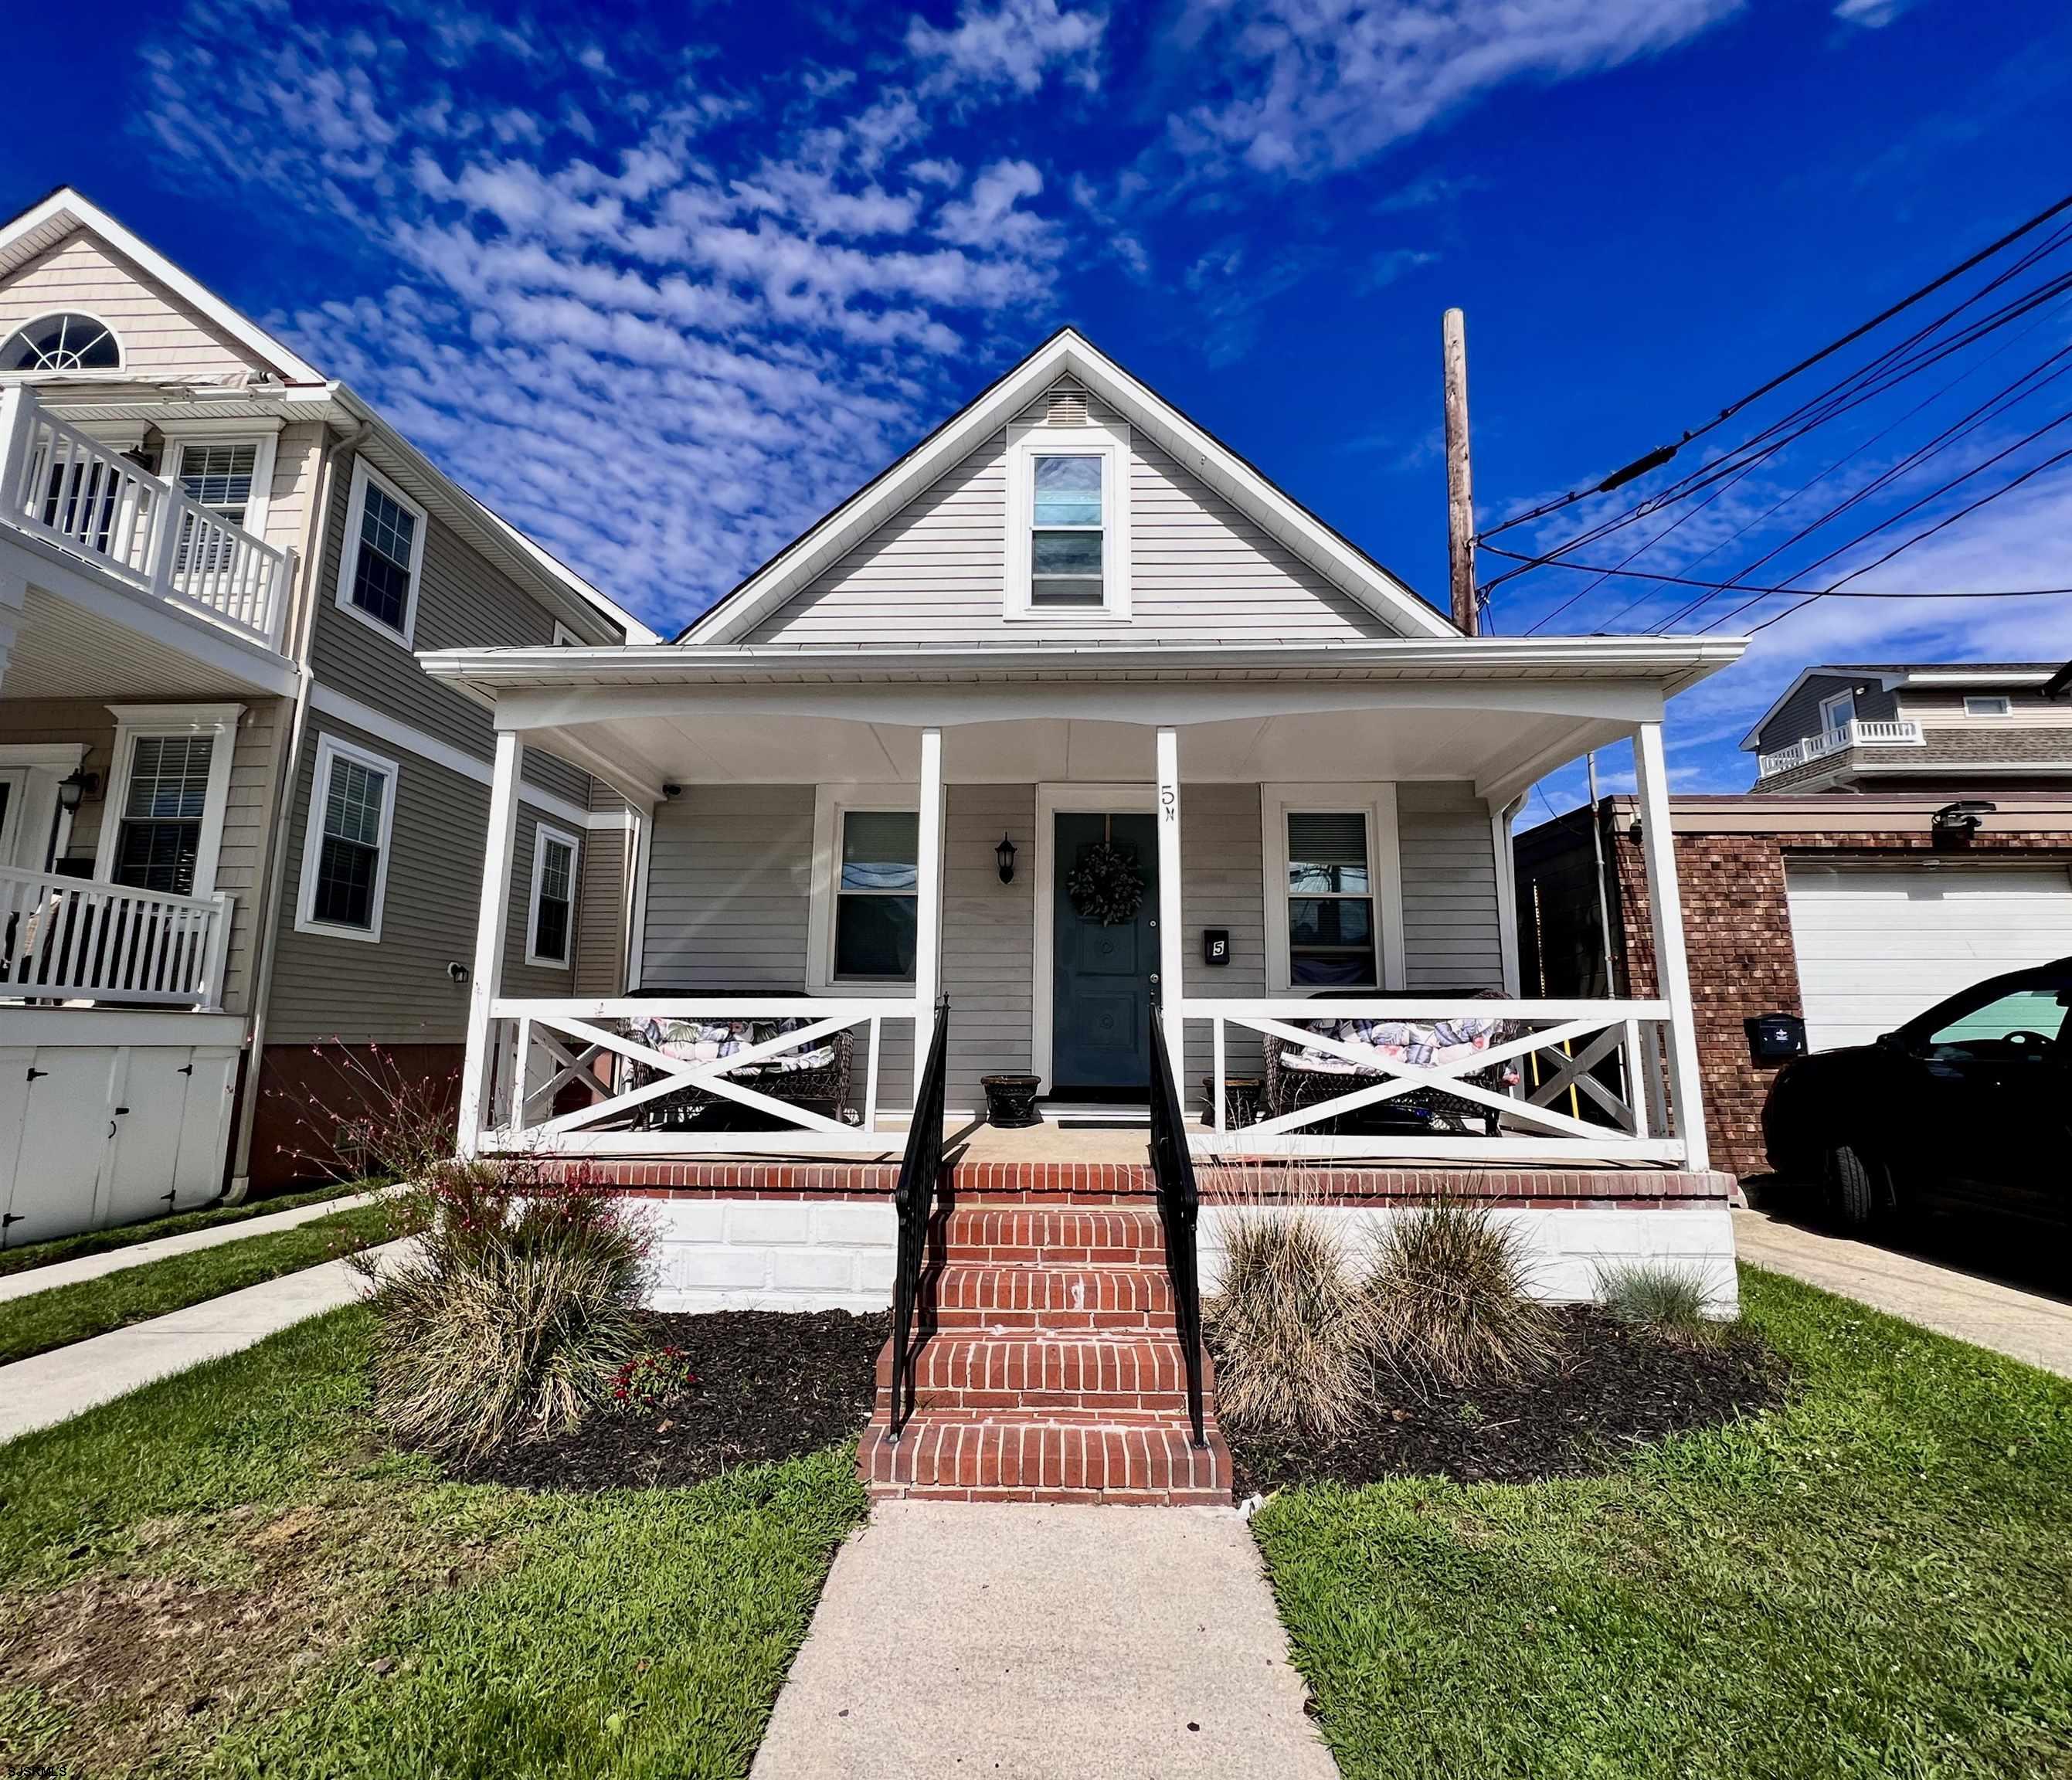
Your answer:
[1611,824,2072,1178]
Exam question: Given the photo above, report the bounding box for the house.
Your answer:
[0,187,652,1245]
[1517,776,2072,1180]
[423,328,1750,1500]
[1748,661,2072,791]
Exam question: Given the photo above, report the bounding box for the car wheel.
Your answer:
[1824,1143,1883,1228]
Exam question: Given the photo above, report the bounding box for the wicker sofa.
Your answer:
[629,994,857,1131]
[1260,988,1520,1134]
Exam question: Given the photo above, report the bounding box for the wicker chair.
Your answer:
[1262,988,1520,1135]
[630,993,858,1131]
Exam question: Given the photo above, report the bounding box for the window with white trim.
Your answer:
[807,792,923,992]
[297,735,398,941]
[94,705,243,900]
[2,312,121,372]
[527,823,580,967]
[1281,811,1377,988]
[337,460,427,643]
[1817,688,1856,735]
[1004,417,1129,619]
[168,433,276,575]
[1964,694,2013,717]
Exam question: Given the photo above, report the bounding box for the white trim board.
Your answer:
[307,684,600,831]
[1031,782,1157,1092]
[0,741,85,872]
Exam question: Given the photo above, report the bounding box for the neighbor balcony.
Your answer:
[1757,718,1924,780]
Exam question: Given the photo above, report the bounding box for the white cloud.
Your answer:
[1166,0,1744,180]
[1833,0,1919,25]
[906,0,1107,98]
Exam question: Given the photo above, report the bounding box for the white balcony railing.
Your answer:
[0,866,233,1008]
[1177,997,1686,1163]
[1758,718,1924,779]
[474,996,928,1155]
[0,387,291,652]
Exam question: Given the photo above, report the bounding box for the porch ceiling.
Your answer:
[3,581,294,701]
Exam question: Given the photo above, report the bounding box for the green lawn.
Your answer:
[0,1179,382,1280]
[1255,1265,2072,1779]
[0,1200,405,1367]
[0,1306,867,1779]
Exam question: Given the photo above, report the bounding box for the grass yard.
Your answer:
[0,1179,382,1280]
[0,1305,866,1779]
[0,1200,404,1367]
[1255,1265,2072,1779]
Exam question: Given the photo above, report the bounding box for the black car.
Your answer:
[1762,957,2072,1234]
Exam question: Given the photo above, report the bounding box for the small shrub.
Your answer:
[1365,1204,1554,1393]
[610,1345,701,1416]
[1206,1211,1374,1445]
[365,1159,654,1460]
[1597,1262,1720,1337]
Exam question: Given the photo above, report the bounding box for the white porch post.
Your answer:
[457,729,522,1158]
[914,725,945,1034]
[1632,721,1710,1172]
[1155,726,1184,1083]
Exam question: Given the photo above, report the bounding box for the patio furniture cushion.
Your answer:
[1279,1014,1503,1075]
[633,1016,836,1077]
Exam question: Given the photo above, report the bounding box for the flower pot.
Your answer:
[980,1074,1043,1129]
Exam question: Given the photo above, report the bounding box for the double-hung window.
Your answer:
[527,824,580,968]
[809,793,922,990]
[169,436,271,577]
[1004,415,1129,619]
[297,735,398,941]
[1263,787,1401,994]
[338,460,426,643]
[112,735,215,896]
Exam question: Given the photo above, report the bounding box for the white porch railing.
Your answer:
[0,387,291,651]
[1178,997,1685,1163]
[1757,718,1923,779]
[473,997,926,1156]
[0,866,233,1008]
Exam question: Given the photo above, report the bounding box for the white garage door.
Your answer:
[1784,862,2072,1052]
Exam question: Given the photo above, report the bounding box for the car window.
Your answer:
[1922,987,2071,1054]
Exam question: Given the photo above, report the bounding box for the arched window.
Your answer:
[1,313,122,372]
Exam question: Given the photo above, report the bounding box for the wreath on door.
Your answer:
[1067,817,1146,926]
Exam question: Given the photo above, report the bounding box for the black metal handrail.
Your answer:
[887,995,951,1442]
[1146,998,1207,1449]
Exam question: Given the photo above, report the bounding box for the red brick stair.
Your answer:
[857,1202,1231,1505]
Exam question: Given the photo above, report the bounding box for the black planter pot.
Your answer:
[980,1074,1043,1129]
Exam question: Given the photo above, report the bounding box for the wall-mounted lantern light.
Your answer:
[56,769,99,814]
[995,832,1017,885]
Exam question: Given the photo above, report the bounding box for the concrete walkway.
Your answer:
[1734,1208,2072,1379]
[751,1500,1338,1780]
[0,1187,396,1304]
[0,1241,406,1445]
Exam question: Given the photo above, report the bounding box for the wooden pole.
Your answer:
[1442,307,1478,635]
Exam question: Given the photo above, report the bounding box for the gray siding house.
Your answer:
[0,187,650,1242]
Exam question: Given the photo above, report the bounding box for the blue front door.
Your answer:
[1051,811,1158,1094]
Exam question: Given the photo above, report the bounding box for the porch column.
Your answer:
[914,726,945,1024]
[457,729,522,1159]
[1155,726,1184,1079]
[1631,721,1710,1172]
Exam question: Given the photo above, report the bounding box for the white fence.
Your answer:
[0,388,291,651]
[1178,996,1686,1163]
[1758,718,1923,779]
[0,867,233,1007]
[472,997,927,1156]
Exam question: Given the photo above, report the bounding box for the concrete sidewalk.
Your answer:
[0,1187,396,1305]
[751,1500,1338,1780]
[0,1241,406,1445]
[1735,1209,2072,1379]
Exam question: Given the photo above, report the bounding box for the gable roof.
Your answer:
[1738,661,2067,751]
[0,186,328,386]
[678,327,1458,644]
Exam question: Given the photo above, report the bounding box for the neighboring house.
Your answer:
[0,187,653,1245]
[418,328,1748,1313]
[1747,662,2072,791]
[1517,789,2072,1179]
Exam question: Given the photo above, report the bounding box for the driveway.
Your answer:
[1734,1208,2072,1379]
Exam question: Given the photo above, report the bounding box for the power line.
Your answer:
[1476,544,2072,603]
[1474,190,2072,545]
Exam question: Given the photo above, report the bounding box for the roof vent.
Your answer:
[1046,386,1089,426]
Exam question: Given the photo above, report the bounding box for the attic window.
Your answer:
[1964,694,2012,717]
[1004,417,1130,620]
[2,312,121,372]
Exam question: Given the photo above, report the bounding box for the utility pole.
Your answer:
[1442,306,1479,635]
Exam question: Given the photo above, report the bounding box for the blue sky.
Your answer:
[6,0,2070,814]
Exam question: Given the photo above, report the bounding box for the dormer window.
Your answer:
[2,312,121,373]
[1964,695,2012,717]
[1004,415,1130,620]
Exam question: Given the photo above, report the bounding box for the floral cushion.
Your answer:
[1280,1014,1503,1075]
[635,1017,834,1077]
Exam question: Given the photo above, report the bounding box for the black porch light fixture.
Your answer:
[995,832,1017,884]
[56,768,99,814]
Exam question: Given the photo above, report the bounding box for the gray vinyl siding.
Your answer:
[743,388,1406,647]
[267,713,596,1045]
[943,785,1034,1106]
[574,819,627,997]
[310,450,592,807]
[1895,684,2072,730]
[1180,783,1267,1089]
[1397,782,1506,991]
[1757,674,1899,753]
[639,786,815,993]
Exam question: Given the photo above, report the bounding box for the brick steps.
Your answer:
[861,1201,1228,1506]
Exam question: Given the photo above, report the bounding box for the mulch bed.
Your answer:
[1225,1306,1786,1496]
[464,1309,889,1492]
